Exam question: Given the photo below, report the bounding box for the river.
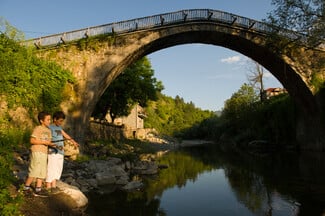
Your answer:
[85,143,325,216]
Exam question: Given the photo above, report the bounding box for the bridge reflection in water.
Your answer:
[86,144,325,215]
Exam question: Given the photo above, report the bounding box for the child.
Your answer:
[23,111,55,197]
[46,111,79,193]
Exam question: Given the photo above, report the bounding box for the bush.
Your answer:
[0,129,28,215]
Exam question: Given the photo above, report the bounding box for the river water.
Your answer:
[85,144,325,216]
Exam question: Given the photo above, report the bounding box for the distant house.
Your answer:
[105,104,148,138]
[105,104,146,129]
[263,87,287,99]
[90,105,169,143]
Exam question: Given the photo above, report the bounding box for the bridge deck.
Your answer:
[23,9,301,48]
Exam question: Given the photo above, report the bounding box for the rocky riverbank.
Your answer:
[14,141,175,215]
[14,139,213,215]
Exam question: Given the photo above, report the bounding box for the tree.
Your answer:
[246,61,265,101]
[222,83,259,119]
[144,93,215,136]
[0,17,24,41]
[92,57,164,123]
[0,30,74,113]
[267,0,324,47]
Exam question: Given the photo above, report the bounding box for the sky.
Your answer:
[0,0,282,111]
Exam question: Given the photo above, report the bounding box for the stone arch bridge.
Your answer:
[25,9,325,150]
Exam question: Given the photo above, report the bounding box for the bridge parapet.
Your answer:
[24,9,304,48]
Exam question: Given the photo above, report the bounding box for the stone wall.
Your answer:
[88,121,125,141]
[88,121,165,143]
[0,96,34,132]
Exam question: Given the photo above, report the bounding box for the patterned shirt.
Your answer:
[30,125,51,154]
[49,124,64,155]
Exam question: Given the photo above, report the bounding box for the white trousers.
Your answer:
[46,153,64,182]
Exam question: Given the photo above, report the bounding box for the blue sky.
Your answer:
[0,0,282,111]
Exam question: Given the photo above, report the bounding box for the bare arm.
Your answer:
[30,137,55,147]
[61,130,79,147]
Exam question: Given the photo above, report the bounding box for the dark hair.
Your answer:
[53,111,66,120]
[38,111,51,123]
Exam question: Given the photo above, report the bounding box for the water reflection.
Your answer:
[86,144,325,216]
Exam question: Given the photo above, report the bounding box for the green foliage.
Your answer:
[259,94,296,144]
[181,115,223,140]
[0,21,76,215]
[187,82,296,147]
[0,34,75,113]
[75,154,90,163]
[0,129,28,215]
[92,57,164,122]
[0,17,24,41]
[224,93,296,145]
[267,0,324,47]
[144,93,215,137]
[311,72,325,92]
[222,83,259,120]
[77,33,116,51]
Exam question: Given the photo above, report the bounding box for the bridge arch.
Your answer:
[34,10,325,150]
[136,23,317,114]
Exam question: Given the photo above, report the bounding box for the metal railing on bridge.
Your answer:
[23,9,300,48]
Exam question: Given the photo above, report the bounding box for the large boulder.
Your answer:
[56,180,88,208]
